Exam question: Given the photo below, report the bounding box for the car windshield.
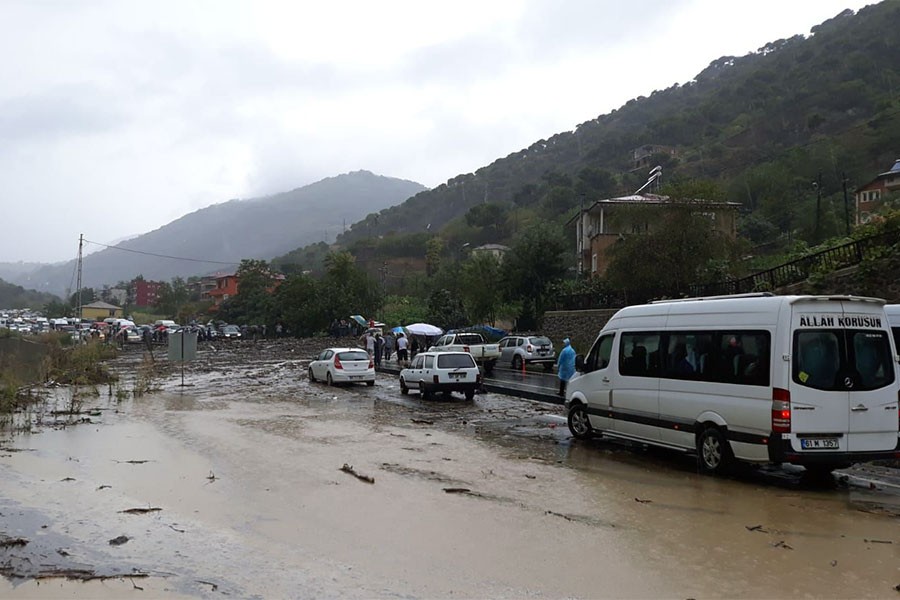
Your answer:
[437,354,476,369]
[529,336,551,346]
[223,325,239,332]
[337,351,369,362]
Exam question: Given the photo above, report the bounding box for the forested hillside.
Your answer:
[14,170,426,296]
[0,278,59,309]
[303,2,899,264]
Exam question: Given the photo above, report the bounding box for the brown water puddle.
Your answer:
[1,343,898,598]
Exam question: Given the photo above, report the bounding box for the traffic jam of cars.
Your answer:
[0,309,250,345]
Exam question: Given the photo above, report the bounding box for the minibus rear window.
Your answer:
[793,330,895,391]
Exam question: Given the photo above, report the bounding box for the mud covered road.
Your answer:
[1,339,899,598]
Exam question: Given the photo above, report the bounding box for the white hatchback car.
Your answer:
[399,351,481,400]
[308,347,375,386]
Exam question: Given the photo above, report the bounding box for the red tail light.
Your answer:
[772,387,791,433]
[463,345,469,353]
[433,375,440,384]
[476,373,482,384]
[368,356,374,369]
[334,355,343,370]
[526,344,534,352]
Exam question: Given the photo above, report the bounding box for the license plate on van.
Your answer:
[800,438,839,450]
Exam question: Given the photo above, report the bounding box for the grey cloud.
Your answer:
[0,85,129,142]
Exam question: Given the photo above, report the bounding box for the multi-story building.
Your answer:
[571,193,740,276]
[132,279,164,307]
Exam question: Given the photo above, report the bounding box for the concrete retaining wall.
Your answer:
[541,308,619,354]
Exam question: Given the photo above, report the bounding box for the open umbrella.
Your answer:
[404,322,443,336]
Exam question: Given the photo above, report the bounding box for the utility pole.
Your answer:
[841,172,851,235]
[76,233,84,321]
[578,194,585,275]
[379,262,387,322]
[814,172,822,242]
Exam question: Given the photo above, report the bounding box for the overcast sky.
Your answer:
[1,0,872,263]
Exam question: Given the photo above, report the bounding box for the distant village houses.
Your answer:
[471,244,510,262]
[203,271,285,310]
[80,300,122,321]
[855,159,900,225]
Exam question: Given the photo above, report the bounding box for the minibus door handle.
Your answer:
[601,376,610,383]
[851,404,869,412]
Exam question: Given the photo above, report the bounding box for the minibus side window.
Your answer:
[662,333,713,380]
[585,334,614,372]
[620,333,660,377]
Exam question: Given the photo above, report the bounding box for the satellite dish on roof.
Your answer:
[649,165,663,176]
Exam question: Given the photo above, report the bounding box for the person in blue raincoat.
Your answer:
[557,338,576,397]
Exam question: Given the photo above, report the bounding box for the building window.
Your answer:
[591,253,598,273]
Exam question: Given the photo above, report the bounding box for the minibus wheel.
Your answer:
[697,427,733,475]
[567,403,593,440]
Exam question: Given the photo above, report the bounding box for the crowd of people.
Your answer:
[358,328,428,366]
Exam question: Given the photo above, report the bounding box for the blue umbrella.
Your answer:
[391,326,405,334]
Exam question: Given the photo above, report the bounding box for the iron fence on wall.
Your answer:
[552,228,900,311]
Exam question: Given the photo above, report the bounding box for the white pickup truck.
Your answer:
[428,332,501,374]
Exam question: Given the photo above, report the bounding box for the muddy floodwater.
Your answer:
[2,341,899,598]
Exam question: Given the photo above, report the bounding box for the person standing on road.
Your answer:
[557,338,576,397]
[396,333,409,365]
[383,332,394,362]
[365,331,376,357]
[374,333,384,366]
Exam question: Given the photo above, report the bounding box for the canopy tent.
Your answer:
[350,315,386,329]
[448,324,507,339]
[404,322,443,337]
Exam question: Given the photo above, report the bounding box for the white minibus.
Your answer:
[886,304,900,352]
[566,293,900,475]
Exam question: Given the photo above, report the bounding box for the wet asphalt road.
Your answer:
[1,342,899,598]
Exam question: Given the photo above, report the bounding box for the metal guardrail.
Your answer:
[553,228,900,311]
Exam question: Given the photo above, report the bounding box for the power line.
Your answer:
[83,239,240,266]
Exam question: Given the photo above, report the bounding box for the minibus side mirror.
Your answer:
[575,354,586,371]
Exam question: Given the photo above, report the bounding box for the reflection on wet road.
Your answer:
[1,347,899,598]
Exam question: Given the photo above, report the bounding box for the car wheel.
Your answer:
[308,367,316,383]
[464,388,475,401]
[366,380,375,387]
[567,403,593,440]
[512,355,523,370]
[326,372,334,386]
[400,378,409,395]
[697,427,733,475]
[419,382,431,400]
